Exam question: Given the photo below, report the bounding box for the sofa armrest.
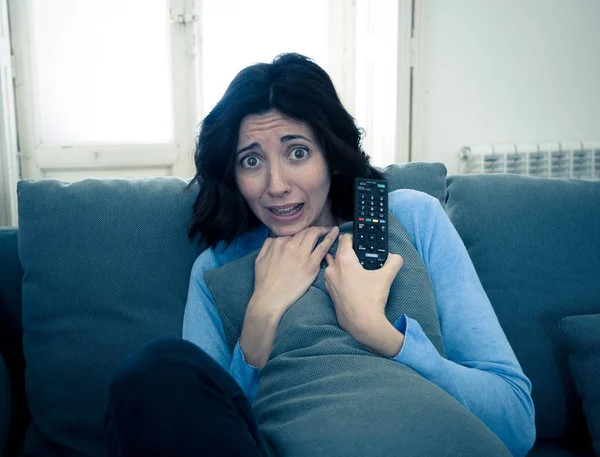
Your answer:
[0,352,12,456]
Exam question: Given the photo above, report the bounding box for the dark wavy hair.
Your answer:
[185,53,384,249]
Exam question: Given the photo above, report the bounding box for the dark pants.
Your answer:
[104,338,270,457]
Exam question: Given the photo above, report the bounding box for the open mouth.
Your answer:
[268,203,304,217]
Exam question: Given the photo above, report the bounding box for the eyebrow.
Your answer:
[236,135,313,155]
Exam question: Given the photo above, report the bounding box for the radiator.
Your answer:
[458,141,600,180]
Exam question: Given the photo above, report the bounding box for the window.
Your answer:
[8,0,404,180]
[32,0,173,144]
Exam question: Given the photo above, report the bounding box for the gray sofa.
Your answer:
[0,162,599,457]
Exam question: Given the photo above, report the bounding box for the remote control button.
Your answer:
[359,212,366,217]
[357,223,365,232]
[379,213,385,218]
[368,234,375,242]
[366,224,376,233]
[377,248,386,254]
[377,224,386,234]
[358,234,366,242]
[358,244,366,251]
[377,234,385,244]
[368,245,376,252]
[379,189,385,194]
[378,261,384,268]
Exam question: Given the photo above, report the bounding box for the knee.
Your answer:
[109,338,203,390]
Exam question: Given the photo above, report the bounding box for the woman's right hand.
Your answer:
[253,225,340,313]
[240,225,340,368]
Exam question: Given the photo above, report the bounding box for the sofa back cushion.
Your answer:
[445,174,600,440]
[17,178,204,457]
[16,163,447,457]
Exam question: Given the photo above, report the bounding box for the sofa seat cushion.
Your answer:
[445,174,600,441]
[560,314,600,456]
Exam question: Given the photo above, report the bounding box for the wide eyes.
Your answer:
[239,146,310,169]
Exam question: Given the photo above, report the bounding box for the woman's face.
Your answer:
[235,110,336,237]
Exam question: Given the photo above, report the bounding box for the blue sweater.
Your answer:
[182,189,536,456]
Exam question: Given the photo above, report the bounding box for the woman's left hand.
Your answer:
[324,234,406,357]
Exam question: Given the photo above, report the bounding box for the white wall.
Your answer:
[413,0,600,174]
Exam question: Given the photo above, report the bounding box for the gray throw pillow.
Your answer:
[381,161,447,206]
[17,178,204,457]
[445,174,600,440]
[560,314,600,456]
[16,163,447,457]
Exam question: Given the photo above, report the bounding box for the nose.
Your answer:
[266,162,291,197]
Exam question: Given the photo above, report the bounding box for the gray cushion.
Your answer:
[205,217,510,457]
[17,178,204,457]
[445,174,600,440]
[560,314,600,456]
[381,161,447,206]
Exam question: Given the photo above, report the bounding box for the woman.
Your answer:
[104,53,535,457]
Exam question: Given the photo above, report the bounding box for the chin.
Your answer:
[270,225,302,237]
[267,218,311,237]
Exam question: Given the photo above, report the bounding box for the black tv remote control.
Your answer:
[353,178,388,270]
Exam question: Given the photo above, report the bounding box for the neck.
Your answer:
[267,217,350,238]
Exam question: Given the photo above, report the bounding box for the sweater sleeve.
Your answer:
[387,191,536,457]
[182,250,260,402]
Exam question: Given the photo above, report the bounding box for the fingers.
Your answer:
[338,233,353,252]
[292,225,328,250]
[255,237,273,263]
[325,253,334,266]
[334,234,358,265]
[383,253,404,278]
[310,226,340,262]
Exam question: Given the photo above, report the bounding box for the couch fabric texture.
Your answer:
[560,313,600,456]
[16,178,205,456]
[445,174,600,443]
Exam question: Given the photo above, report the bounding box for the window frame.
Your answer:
[8,0,199,179]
